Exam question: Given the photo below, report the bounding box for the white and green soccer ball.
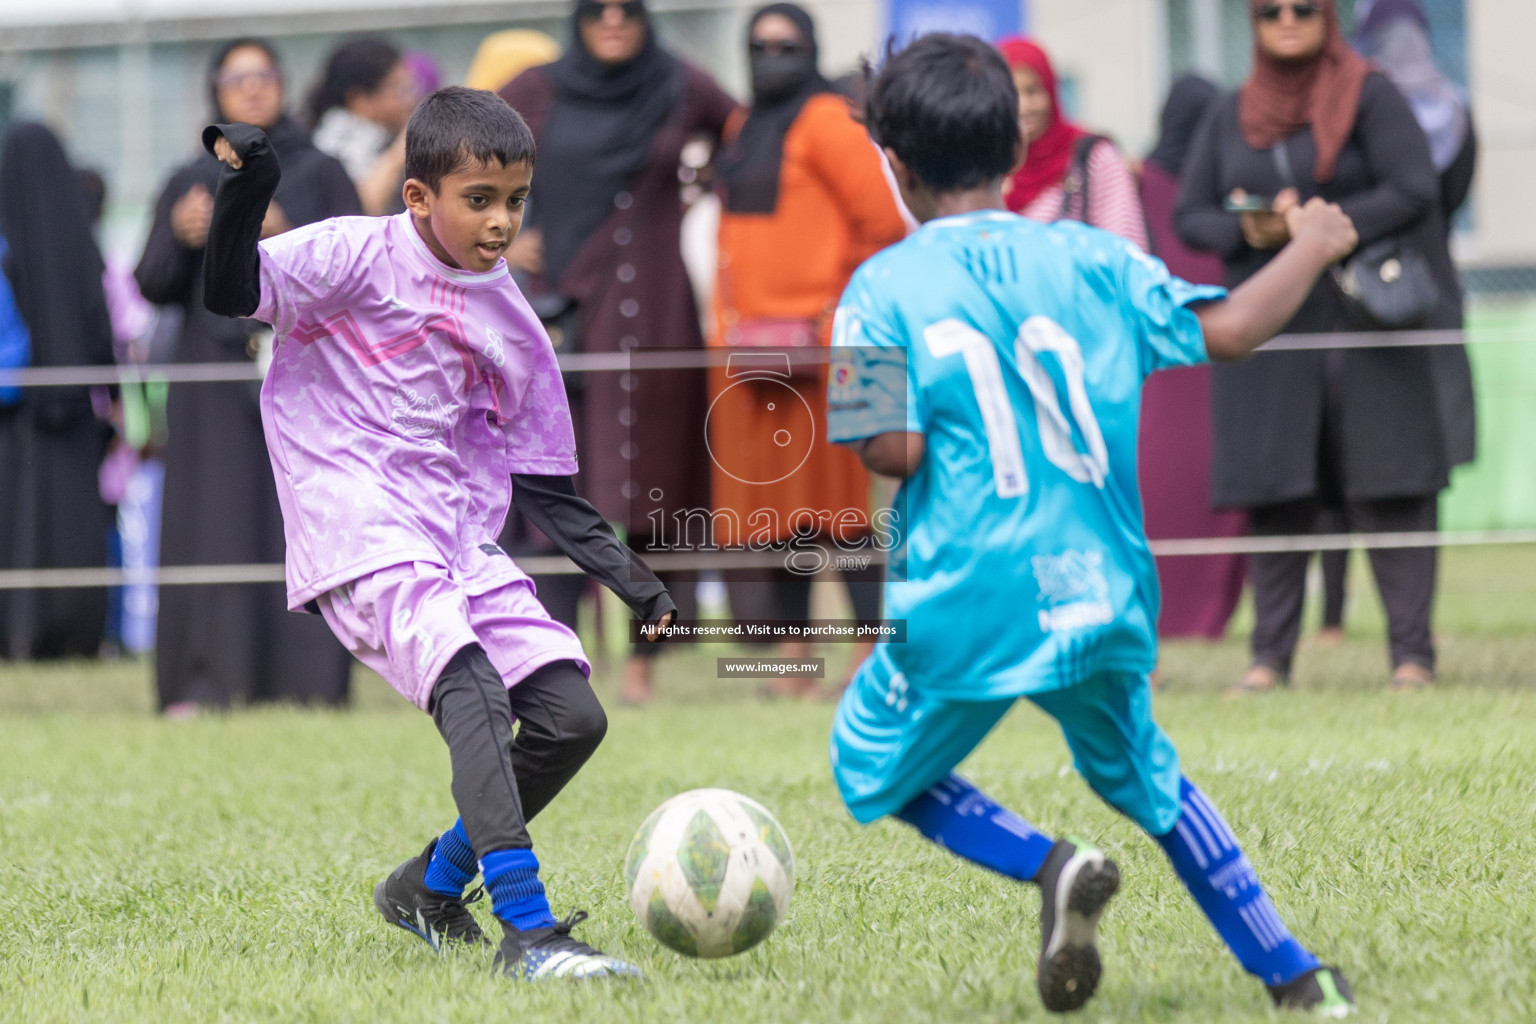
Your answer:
[624,788,794,958]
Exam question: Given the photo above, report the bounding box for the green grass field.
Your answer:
[3,546,1535,1023]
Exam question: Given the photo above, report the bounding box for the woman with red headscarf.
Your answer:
[995,37,1147,248]
[1176,0,1465,695]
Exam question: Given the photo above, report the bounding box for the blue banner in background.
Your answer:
[885,0,1028,46]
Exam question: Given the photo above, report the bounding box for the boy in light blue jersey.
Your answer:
[828,35,1361,1016]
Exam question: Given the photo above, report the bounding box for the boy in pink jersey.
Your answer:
[202,87,674,980]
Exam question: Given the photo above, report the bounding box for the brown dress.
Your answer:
[501,63,738,537]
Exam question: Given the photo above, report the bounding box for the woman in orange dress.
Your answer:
[711,3,907,697]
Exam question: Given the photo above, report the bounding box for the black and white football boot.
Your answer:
[495,911,643,981]
[1035,836,1121,1013]
[1268,965,1356,1017]
[373,838,490,952]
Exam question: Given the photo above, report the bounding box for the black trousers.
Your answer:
[1317,505,1349,629]
[429,648,605,855]
[1248,495,1437,676]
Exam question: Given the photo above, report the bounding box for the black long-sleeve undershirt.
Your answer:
[512,473,676,624]
[201,123,279,319]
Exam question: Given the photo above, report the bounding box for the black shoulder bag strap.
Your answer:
[1058,134,1107,225]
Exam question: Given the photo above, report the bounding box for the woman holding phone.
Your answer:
[1176,0,1466,694]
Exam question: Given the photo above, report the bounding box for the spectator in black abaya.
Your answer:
[1176,0,1465,693]
[136,38,359,714]
[0,122,116,660]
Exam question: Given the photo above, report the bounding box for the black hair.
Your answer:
[306,36,402,127]
[207,37,284,120]
[76,168,106,225]
[863,34,1019,193]
[404,86,537,192]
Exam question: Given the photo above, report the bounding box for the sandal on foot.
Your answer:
[1225,664,1285,698]
[1389,663,1434,692]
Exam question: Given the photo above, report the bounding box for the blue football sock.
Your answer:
[1153,777,1320,986]
[480,847,556,931]
[422,819,478,898]
[896,774,1057,882]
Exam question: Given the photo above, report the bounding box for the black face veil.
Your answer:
[716,2,833,215]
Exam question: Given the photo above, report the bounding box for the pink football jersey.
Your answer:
[253,213,577,609]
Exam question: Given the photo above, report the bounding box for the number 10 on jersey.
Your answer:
[924,317,1109,498]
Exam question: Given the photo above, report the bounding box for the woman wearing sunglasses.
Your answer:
[135,38,360,715]
[709,3,908,700]
[499,1,738,705]
[1176,0,1464,695]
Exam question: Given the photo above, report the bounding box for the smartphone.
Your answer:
[1224,193,1276,213]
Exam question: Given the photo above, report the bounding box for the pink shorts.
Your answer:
[316,561,589,711]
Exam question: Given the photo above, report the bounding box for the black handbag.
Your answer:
[1269,142,1439,330]
[1330,237,1440,330]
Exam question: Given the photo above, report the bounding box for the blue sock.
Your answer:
[896,774,1057,882]
[1153,777,1320,986]
[480,847,556,931]
[422,819,478,898]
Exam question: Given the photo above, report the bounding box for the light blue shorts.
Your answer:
[830,649,1182,834]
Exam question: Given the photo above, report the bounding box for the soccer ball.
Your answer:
[623,788,794,958]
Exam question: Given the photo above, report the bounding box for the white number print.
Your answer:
[923,318,1029,497]
[922,316,1109,497]
[1016,317,1109,487]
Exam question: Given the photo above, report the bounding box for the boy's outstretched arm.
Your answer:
[511,473,677,639]
[200,123,281,318]
[1198,198,1359,362]
[853,431,926,480]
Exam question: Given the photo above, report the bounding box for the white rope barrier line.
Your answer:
[1,327,1530,388]
[4,529,1536,590]
[0,550,854,589]
[0,362,265,387]
[1257,329,1491,351]
[1148,528,1536,555]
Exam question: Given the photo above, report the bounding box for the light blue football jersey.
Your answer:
[828,210,1225,700]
